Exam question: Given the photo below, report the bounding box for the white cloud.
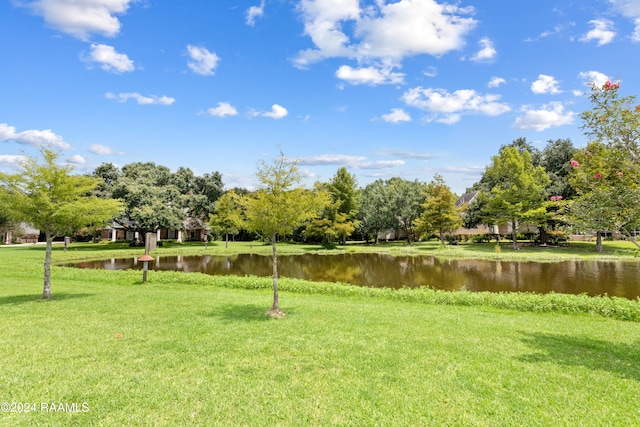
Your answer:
[297,154,404,169]
[186,45,220,76]
[206,102,238,117]
[470,37,496,62]
[513,102,575,131]
[488,77,506,88]
[0,155,28,167]
[298,154,366,166]
[423,66,437,77]
[580,19,616,45]
[246,0,265,26]
[89,144,121,155]
[295,0,477,67]
[335,65,404,85]
[380,108,411,123]
[375,149,434,159]
[260,104,288,119]
[23,0,135,40]
[105,92,175,105]
[85,43,134,73]
[610,1,640,41]
[0,123,70,149]
[531,74,562,94]
[401,87,510,124]
[67,154,86,164]
[357,160,405,169]
[578,70,610,88]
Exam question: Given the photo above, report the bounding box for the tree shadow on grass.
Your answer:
[0,292,95,305]
[205,303,295,322]
[518,332,640,382]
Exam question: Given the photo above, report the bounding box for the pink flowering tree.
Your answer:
[581,80,640,161]
[569,141,640,251]
[568,81,640,251]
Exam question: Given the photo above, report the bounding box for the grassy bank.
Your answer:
[1,244,640,425]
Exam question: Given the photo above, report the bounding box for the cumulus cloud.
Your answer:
[513,102,575,131]
[205,102,238,117]
[246,0,265,26]
[66,154,86,164]
[380,108,411,123]
[470,37,496,62]
[0,123,70,149]
[531,74,562,94]
[105,92,175,105]
[578,70,610,88]
[186,45,220,76]
[580,19,616,45]
[22,0,135,40]
[295,0,477,67]
[0,154,28,167]
[610,0,640,41]
[335,65,404,85]
[488,77,506,88]
[85,43,134,73]
[401,87,510,124]
[89,144,121,155]
[253,104,288,119]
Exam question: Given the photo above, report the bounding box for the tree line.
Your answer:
[1,80,638,304]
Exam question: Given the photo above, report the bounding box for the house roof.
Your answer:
[455,191,478,208]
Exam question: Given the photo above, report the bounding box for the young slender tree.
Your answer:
[208,190,243,248]
[414,174,462,245]
[241,152,326,317]
[0,148,123,299]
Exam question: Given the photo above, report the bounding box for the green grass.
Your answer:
[1,244,640,426]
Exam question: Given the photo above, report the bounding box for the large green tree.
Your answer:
[483,146,550,250]
[386,177,427,245]
[110,162,187,240]
[241,153,326,316]
[414,174,462,245]
[359,179,396,244]
[306,167,360,246]
[0,148,122,299]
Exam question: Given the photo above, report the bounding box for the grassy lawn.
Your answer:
[1,243,639,426]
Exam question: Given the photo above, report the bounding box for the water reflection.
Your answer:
[71,253,640,299]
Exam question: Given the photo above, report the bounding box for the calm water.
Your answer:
[71,253,640,299]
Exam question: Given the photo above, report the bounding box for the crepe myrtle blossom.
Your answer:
[603,80,620,90]
[617,171,624,177]
[550,195,563,201]
[571,160,580,167]
[594,173,602,179]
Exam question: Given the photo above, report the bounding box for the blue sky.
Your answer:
[1,0,639,194]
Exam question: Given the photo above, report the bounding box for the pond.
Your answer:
[70,253,640,299]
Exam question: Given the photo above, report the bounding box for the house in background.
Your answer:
[101,217,209,243]
[3,223,40,244]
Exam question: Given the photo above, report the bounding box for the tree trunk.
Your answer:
[538,226,548,245]
[622,230,640,249]
[42,233,53,299]
[439,230,445,246]
[225,233,229,249]
[271,233,279,311]
[511,220,519,251]
[595,231,603,252]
